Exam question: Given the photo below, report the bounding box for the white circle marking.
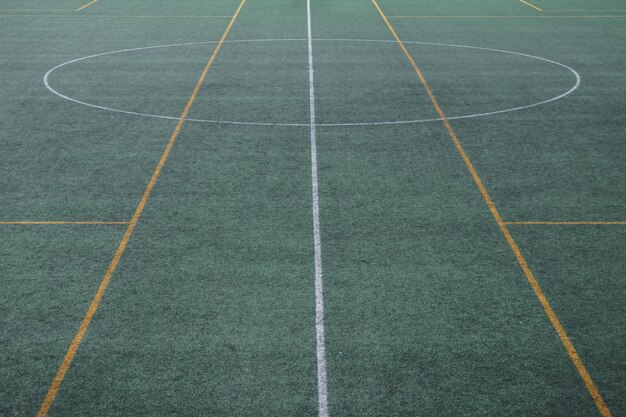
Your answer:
[43,39,581,127]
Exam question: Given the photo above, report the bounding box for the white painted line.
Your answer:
[307,2,329,416]
[43,39,581,127]
[43,41,208,122]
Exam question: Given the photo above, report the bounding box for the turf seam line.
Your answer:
[76,0,98,12]
[306,0,329,415]
[34,1,247,415]
[519,0,543,12]
[372,1,613,416]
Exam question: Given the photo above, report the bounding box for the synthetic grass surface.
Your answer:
[0,0,624,415]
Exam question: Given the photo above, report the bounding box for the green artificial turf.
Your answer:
[0,0,624,415]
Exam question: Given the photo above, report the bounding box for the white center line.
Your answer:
[306,0,329,416]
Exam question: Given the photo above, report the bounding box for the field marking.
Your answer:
[387,15,626,19]
[0,221,128,225]
[306,1,329,416]
[4,14,626,19]
[44,39,580,127]
[35,1,247,415]
[76,0,98,12]
[372,1,613,416]
[506,221,626,225]
[519,0,543,12]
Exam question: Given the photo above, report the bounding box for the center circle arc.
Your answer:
[43,39,582,127]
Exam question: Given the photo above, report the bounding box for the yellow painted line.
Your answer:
[0,221,128,225]
[35,1,246,416]
[372,1,613,416]
[520,0,543,12]
[76,0,98,12]
[506,221,626,225]
[388,15,626,19]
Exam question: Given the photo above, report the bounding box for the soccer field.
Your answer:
[0,0,624,415]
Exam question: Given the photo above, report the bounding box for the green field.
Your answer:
[0,0,624,416]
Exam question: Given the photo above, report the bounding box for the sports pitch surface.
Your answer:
[0,0,625,416]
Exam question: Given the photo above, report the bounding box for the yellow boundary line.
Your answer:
[0,221,128,225]
[506,221,626,225]
[519,0,543,12]
[372,1,612,416]
[76,0,98,12]
[35,1,246,415]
